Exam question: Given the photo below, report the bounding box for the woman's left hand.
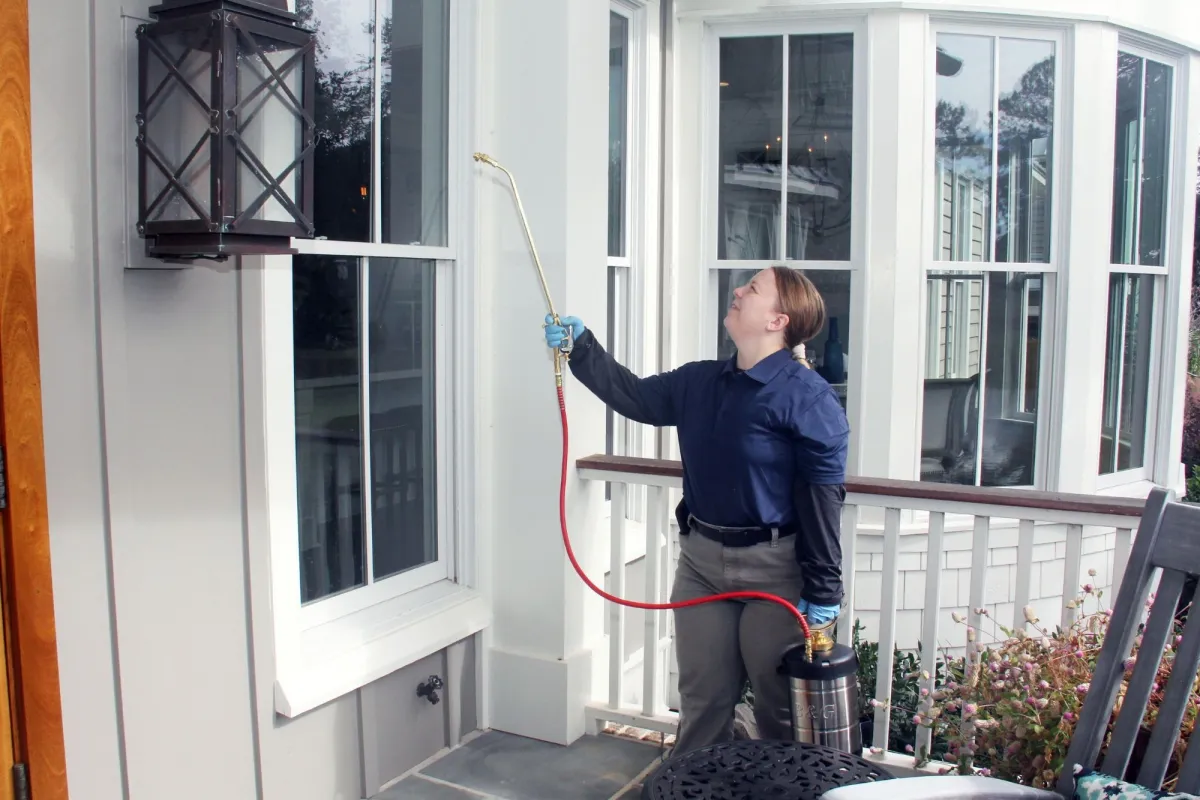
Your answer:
[797,598,839,625]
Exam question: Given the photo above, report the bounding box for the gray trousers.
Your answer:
[669,526,807,755]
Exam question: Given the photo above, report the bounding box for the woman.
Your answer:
[543,266,849,754]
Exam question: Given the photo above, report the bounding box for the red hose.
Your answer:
[554,384,811,643]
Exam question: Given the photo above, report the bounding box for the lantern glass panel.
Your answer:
[143,27,214,224]
[235,33,305,226]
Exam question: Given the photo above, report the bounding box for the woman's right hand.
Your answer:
[544,314,585,350]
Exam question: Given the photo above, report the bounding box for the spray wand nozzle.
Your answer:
[474,152,575,376]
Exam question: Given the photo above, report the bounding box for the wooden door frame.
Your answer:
[0,0,69,798]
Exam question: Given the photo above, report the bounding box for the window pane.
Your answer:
[717,36,783,260]
[1111,54,1174,266]
[716,268,851,411]
[381,0,450,246]
[934,34,994,262]
[922,272,1042,487]
[1111,54,1143,265]
[368,259,438,580]
[1099,274,1155,474]
[293,255,365,603]
[786,34,854,261]
[995,39,1054,263]
[298,0,375,243]
[609,12,629,259]
[1138,60,1172,266]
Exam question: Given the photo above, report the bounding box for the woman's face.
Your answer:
[723,268,788,347]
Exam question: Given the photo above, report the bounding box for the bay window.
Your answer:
[1099,49,1173,478]
[921,28,1059,488]
[711,26,859,413]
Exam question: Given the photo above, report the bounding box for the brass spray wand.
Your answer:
[473,152,573,387]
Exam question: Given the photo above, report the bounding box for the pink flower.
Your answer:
[1038,680,1050,690]
[905,744,914,754]
[1083,583,1094,593]
[964,703,977,716]
[1062,712,1075,722]
[993,680,1006,689]
[1077,683,1090,695]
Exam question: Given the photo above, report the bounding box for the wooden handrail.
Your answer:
[575,454,1148,519]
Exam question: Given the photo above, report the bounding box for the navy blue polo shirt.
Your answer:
[566,329,849,605]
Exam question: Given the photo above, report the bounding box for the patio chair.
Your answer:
[822,486,1200,800]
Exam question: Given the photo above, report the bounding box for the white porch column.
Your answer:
[856,9,928,481]
[475,0,611,745]
[1051,23,1119,495]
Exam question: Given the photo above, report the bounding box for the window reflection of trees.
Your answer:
[934,41,1054,264]
[295,0,374,243]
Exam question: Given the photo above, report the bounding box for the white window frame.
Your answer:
[242,0,489,719]
[607,0,651,525]
[698,16,869,476]
[916,20,1068,491]
[1096,37,1188,489]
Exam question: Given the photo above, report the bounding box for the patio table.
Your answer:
[641,740,895,800]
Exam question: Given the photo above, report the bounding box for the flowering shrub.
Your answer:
[873,576,1197,791]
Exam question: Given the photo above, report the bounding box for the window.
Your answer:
[607,7,632,467]
[291,0,453,616]
[1099,50,1173,477]
[921,30,1059,488]
[606,2,649,520]
[711,28,856,411]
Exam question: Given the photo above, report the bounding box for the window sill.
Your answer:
[274,580,491,718]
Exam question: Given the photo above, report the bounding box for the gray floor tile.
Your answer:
[420,731,662,800]
[375,774,485,799]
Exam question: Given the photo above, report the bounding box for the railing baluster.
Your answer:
[608,482,627,710]
[916,511,946,763]
[1061,524,1083,629]
[643,485,664,717]
[872,507,902,753]
[967,516,990,637]
[838,504,860,647]
[1013,519,1035,631]
[1113,527,1132,594]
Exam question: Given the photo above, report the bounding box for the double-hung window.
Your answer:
[257,0,485,717]
[708,21,862,420]
[921,26,1061,489]
[607,0,650,520]
[1098,47,1175,481]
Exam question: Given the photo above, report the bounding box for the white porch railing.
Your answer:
[577,454,1148,766]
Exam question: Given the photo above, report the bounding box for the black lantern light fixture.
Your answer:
[135,0,317,261]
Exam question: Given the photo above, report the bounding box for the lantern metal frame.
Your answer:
[135,0,317,261]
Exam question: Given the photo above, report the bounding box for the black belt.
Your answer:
[686,514,796,548]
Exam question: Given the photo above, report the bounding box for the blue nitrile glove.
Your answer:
[797,598,839,625]
[544,314,585,350]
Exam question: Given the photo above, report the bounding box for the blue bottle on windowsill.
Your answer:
[822,317,845,385]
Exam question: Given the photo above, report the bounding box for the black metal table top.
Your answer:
[641,740,895,800]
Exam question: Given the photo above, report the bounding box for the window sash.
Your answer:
[296,258,455,630]
[1108,48,1176,270]
[925,25,1064,273]
[705,20,862,266]
[292,0,459,258]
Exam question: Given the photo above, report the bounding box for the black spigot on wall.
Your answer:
[417,675,445,705]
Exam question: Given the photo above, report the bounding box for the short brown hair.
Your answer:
[771,266,826,349]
